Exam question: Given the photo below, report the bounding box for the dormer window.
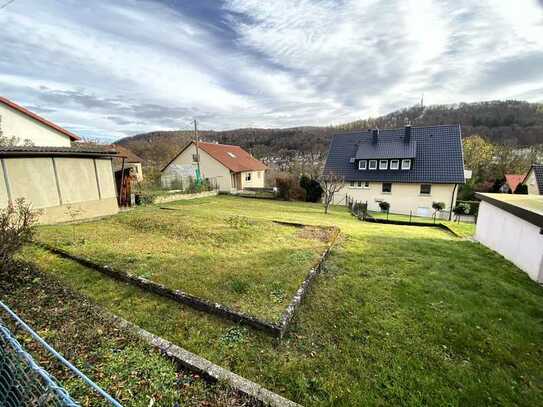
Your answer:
[379,160,388,170]
[358,160,367,170]
[227,152,237,158]
[401,159,411,170]
[390,159,399,170]
[368,160,377,170]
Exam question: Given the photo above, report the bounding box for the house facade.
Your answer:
[161,141,266,193]
[323,125,466,217]
[0,97,119,224]
[523,164,543,195]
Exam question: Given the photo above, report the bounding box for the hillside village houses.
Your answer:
[0,96,120,223]
[161,141,267,193]
[324,124,467,218]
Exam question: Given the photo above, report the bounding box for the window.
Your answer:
[401,159,411,170]
[379,160,388,170]
[245,172,252,181]
[420,184,432,195]
[382,183,392,193]
[369,160,377,170]
[227,152,237,158]
[358,160,367,170]
[350,181,355,187]
[357,181,363,188]
[390,159,399,170]
[363,181,370,188]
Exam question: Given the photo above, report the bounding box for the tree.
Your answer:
[463,135,494,184]
[318,171,344,214]
[300,175,323,202]
[432,201,445,220]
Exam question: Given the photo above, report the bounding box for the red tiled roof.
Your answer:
[196,142,266,172]
[0,96,80,141]
[505,174,525,192]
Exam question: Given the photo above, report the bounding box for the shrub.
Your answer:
[378,201,390,212]
[514,184,528,194]
[275,175,306,201]
[0,199,39,272]
[300,175,323,202]
[432,201,446,219]
[352,202,368,217]
[453,202,471,216]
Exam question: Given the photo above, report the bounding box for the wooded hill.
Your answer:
[116,100,543,168]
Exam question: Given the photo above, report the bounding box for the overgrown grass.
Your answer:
[23,196,543,406]
[0,263,249,406]
[36,208,330,322]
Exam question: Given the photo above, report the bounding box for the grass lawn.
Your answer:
[22,196,543,406]
[36,206,331,322]
[0,263,249,406]
[368,210,476,238]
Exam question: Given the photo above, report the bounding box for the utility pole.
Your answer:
[193,119,201,182]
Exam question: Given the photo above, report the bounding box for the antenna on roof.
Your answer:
[420,93,424,108]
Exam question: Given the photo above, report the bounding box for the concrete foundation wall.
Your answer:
[333,182,458,216]
[0,156,118,224]
[476,200,543,283]
[0,103,72,147]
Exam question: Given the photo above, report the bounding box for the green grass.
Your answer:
[368,210,476,238]
[23,196,543,406]
[36,207,330,322]
[0,263,248,406]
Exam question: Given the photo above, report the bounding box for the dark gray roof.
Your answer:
[0,145,118,158]
[324,124,465,184]
[355,140,416,160]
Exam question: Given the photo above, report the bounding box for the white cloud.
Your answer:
[0,0,542,140]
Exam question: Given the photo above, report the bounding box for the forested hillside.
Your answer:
[116,100,543,168]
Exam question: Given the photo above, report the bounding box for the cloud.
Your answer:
[0,0,542,141]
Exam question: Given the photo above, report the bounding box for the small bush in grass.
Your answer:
[229,278,250,294]
[220,327,247,346]
[0,199,39,272]
[378,201,390,212]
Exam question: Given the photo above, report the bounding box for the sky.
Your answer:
[1,0,543,142]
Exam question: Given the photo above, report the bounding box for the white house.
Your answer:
[522,164,543,195]
[161,141,266,193]
[0,96,119,224]
[323,125,467,218]
[475,193,543,284]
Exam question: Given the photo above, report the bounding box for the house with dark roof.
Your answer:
[323,124,466,217]
[523,164,543,195]
[161,141,266,192]
[0,97,119,223]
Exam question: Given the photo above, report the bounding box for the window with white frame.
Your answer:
[245,172,252,181]
[390,159,399,170]
[350,181,355,187]
[382,182,392,193]
[369,160,377,170]
[357,181,363,188]
[379,160,388,170]
[363,181,370,188]
[358,160,367,170]
[401,159,411,170]
[420,184,432,195]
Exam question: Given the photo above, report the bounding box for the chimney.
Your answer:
[372,128,379,144]
[404,124,411,143]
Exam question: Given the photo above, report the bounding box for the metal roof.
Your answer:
[323,124,465,184]
[0,145,118,158]
[476,193,543,228]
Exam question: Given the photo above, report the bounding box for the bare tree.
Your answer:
[318,171,344,214]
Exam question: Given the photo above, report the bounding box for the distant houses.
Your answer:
[161,141,266,193]
[0,96,119,223]
[323,124,467,218]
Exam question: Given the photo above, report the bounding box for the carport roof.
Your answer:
[475,193,543,228]
[0,145,119,158]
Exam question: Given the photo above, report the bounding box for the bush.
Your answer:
[0,199,39,272]
[514,184,528,194]
[352,202,367,217]
[275,175,306,201]
[432,201,446,218]
[378,201,390,212]
[453,202,471,216]
[300,175,323,202]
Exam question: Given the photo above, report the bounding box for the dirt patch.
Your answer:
[296,226,334,242]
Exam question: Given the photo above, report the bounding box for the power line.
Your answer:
[0,0,16,10]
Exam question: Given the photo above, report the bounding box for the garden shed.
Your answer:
[475,193,543,283]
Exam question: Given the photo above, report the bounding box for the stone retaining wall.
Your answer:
[153,190,218,204]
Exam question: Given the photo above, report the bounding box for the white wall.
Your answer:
[162,144,233,192]
[0,104,72,147]
[240,170,265,189]
[476,200,543,283]
[0,156,118,224]
[333,182,457,217]
[525,169,540,195]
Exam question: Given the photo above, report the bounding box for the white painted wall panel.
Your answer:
[476,201,543,283]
